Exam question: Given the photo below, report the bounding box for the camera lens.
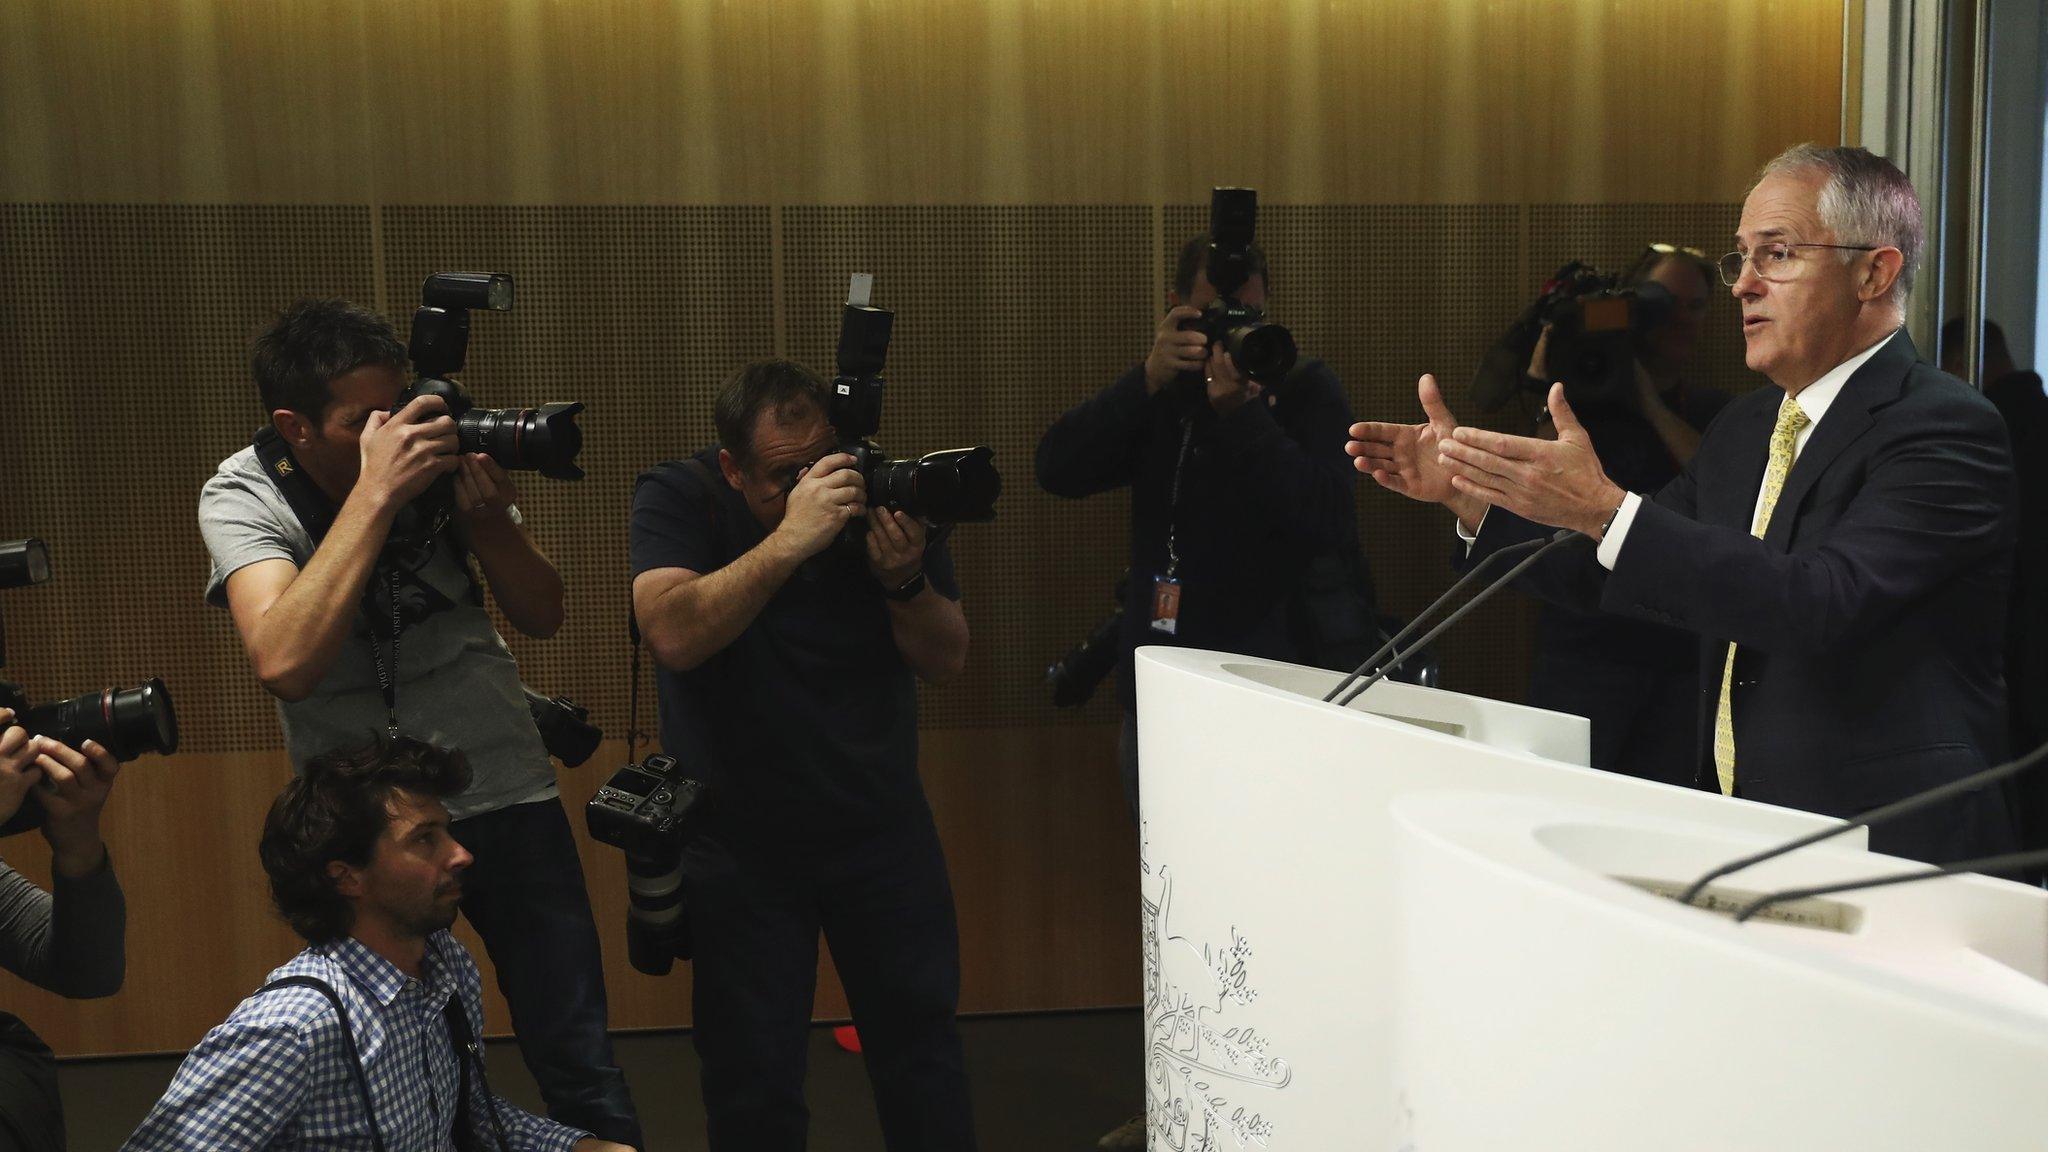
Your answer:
[21,678,179,762]
[874,447,1001,525]
[1224,320,1298,384]
[458,401,586,481]
[624,846,689,975]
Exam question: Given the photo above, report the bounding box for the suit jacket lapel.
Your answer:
[1706,395,1775,531]
[1761,329,1916,551]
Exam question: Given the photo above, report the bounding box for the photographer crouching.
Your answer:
[196,295,639,1144]
[629,357,976,1151]
[1468,245,1731,786]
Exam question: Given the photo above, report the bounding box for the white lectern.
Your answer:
[1390,791,2048,1151]
[1133,647,1867,1151]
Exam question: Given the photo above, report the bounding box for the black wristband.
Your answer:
[883,570,927,602]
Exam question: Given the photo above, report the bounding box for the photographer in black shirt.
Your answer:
[629,359,973,1151]
[1036,234,1361,819]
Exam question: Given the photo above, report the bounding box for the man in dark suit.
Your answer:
[1347,144,2018,865]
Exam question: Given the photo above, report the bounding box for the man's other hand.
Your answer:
[1144,305,1208,392]
[33,735,117,877]
[0,713,44,829]
[865,508,928,590]
[357,395,461,510]
[774,453,867,560]
[1439,383,1625,538]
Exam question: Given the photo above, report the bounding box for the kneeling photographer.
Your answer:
[1470,244,1729,785]
[0,543,131,1152]
[197,289,640,1145]
[629,349,978,1150]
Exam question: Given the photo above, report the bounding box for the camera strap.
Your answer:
[1163,417,1195,580]
[256,976,387,1152]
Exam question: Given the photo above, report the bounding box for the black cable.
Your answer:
[1677,735,2048,907]
[1334,529,1585,709]
[1321,533,1554,704]
[1731,846,2048,924]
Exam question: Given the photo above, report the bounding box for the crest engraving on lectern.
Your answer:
[1142,826,1293,1150]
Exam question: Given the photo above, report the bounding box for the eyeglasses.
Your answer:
[1717,242,1879,286]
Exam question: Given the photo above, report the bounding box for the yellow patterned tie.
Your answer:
[1713,395,1809,795]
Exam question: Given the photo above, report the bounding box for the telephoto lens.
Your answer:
[624,846,692,976]
[867,447,1002,524]
[18,678,179,762]
[0,540,51,591]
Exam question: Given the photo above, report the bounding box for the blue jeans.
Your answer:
[451,799,642,1147]
[686,805,975,1151]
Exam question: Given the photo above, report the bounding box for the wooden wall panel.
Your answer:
[0,0,1843,1059]
[0,0,1842,206]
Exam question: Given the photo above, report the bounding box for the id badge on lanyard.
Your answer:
[1149,575,1182,634]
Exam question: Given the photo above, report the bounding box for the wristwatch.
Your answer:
[883,570,927,601]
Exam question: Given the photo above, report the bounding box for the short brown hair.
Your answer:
[713,358,831,465]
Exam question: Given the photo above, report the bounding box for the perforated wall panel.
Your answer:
[1164,203,1535,703]
[378,206,776,746]
[0,205,374,753]
[782,206,1155,728]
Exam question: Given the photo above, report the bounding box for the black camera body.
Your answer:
[0,538,178,837]
[1179,188,1298,387]
[1471,261,1678,412]
[397,271,587,478]
[585,753,705,975]
[524,688,601,768]
[586,753,704,860]
[827,277,1001,530]
[1046,570,1128,709]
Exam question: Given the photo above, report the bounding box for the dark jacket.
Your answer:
[1035,358,1359,711]
[1473,330,2018,864]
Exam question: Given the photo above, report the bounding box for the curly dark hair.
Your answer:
[250,297,407,422]
[259,735,472,945]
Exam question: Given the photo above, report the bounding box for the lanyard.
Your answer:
[368,566,403,739]
[1164,417,1194,579]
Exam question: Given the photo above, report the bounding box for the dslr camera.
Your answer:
[828,274,1001,535]
[585,753,706,976]
[1179,187,1298,386]
[1470,260,1679,413]
[391,273,588,540]
[0,538,179,837]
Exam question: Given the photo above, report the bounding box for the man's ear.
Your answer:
[326,860,365,899]
[1860,248,1905,306]
[272,409,315,446]
[717,448,746,492]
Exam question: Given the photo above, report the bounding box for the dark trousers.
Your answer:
[0,1014,60,1152]
[687,805,976,1151]
[451,799,642,1147]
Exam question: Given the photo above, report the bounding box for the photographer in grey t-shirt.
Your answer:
[196,298,641,1146]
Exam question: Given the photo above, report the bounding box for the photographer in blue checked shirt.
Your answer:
[122,738,634,1152]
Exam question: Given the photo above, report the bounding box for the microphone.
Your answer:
[1731,845,2048,924]
[1321,533,1555,704]
[1331,528,1586,710]
[1677,736,2048,908]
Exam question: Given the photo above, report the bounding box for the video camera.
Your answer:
[585,753,705,975]
[1471,261,1679,413]
[0,538,179,837]
[828,274,1001,535]
[1180,188,1297,386]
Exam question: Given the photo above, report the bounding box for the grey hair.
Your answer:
[1755,144,1923,309]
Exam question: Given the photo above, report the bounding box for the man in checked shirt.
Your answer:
[123,738,634,1151]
